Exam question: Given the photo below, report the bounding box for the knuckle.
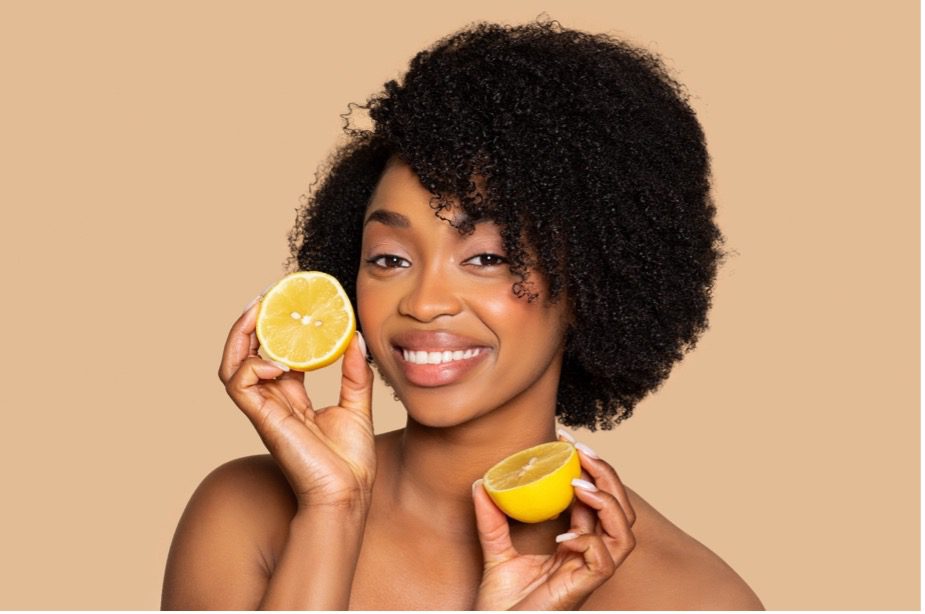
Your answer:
[599,490,621,510]
[225,359,252,392]
[601,555,617,577]
[223,374,238,396]
[624,530,637,552]
[481,520,510,545]
[603,463,623,485]
[592,538,617,577]
[602,489,619,504]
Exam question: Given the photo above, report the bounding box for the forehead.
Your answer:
[366,158,430,213]
[364,157,490,232]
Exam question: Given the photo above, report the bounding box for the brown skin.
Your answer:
[161,159,764,610]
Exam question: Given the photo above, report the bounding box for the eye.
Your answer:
[367,254,410,269]
[464,253,508,267]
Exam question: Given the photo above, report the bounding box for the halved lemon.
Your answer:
[483,441,581,523]
[256,271,356,371]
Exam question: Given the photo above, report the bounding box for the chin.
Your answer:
[399,393,487,429]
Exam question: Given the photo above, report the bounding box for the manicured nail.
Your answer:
[555,532,578,543]
[270,360,290,372]
[242,295,261,314]
[571,478,598,492]
[575,442,600,460]
[557,429,576,444]
[356,331,368,357]
[472,478,483,495]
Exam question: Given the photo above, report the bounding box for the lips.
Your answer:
[390,329,488,352]
[390,329,491,387]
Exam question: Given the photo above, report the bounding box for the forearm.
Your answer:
[259,502,369,610]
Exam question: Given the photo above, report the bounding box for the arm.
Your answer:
[161,458,282,610]
[259,501,368,610]
[666,555,765,611]
[163,298,376,609]
[161,458,370,610]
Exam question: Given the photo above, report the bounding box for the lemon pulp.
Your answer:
[256,271,356,371]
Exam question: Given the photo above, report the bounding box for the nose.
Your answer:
[398,262,463,323]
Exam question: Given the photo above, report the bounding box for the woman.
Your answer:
[162,18,763,610]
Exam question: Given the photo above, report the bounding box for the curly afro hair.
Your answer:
[287,17,725,431]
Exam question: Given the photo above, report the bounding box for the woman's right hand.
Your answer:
[218,295,376,512]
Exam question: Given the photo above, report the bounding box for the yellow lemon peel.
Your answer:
[482,441,581,523]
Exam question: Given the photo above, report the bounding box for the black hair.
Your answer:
[288,17,725,430]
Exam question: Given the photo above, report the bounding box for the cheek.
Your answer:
[482,292,568,346]
[355,278,379,333]
[356,279,384,332]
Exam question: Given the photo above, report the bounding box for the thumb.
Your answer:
[338,331,373,418]
[472,479,517,567]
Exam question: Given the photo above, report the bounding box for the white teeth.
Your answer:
[401,347,484,365]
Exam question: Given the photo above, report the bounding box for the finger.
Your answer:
[225,356,290,426]
[574,443,636,527]
[514,534,619,611]
[568,494,597,535]
[472,479,518,567]
[556,533,620,586]
[572,484,635,557]
[219,296,263,384]
[274,369,313,415]
[556,428,577,445]
[338,332,374,419]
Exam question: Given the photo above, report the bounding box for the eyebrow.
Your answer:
[363,209,410,228]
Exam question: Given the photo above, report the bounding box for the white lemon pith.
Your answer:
[255,271,356,372]
[483,441,581,523]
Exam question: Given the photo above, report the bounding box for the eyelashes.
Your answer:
[365,253,508,269]
[465,253,507,267]
[367,254,411,269]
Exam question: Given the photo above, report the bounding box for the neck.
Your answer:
[384,399,561,543]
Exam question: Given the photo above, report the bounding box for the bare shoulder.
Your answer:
[162,455,295,609]
[198,453,294,505]
[584,487,764,611]
[184,454,296,529]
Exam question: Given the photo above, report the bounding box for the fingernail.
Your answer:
[242,295,260,314]
[557,428,576,444]
[261,282,275,295]
[575,442,600,460]
[555,532,578,543]
[472,478,483,495]
[571,478,598,492]
[356,330,368,357]
[270,360,290,372]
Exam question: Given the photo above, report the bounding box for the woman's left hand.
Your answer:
[471,440,637,611]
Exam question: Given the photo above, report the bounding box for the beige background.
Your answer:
[0,0,918,610]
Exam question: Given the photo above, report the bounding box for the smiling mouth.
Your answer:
[399,347,484,365]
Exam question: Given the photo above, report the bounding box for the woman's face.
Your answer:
[356,158,571,428]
